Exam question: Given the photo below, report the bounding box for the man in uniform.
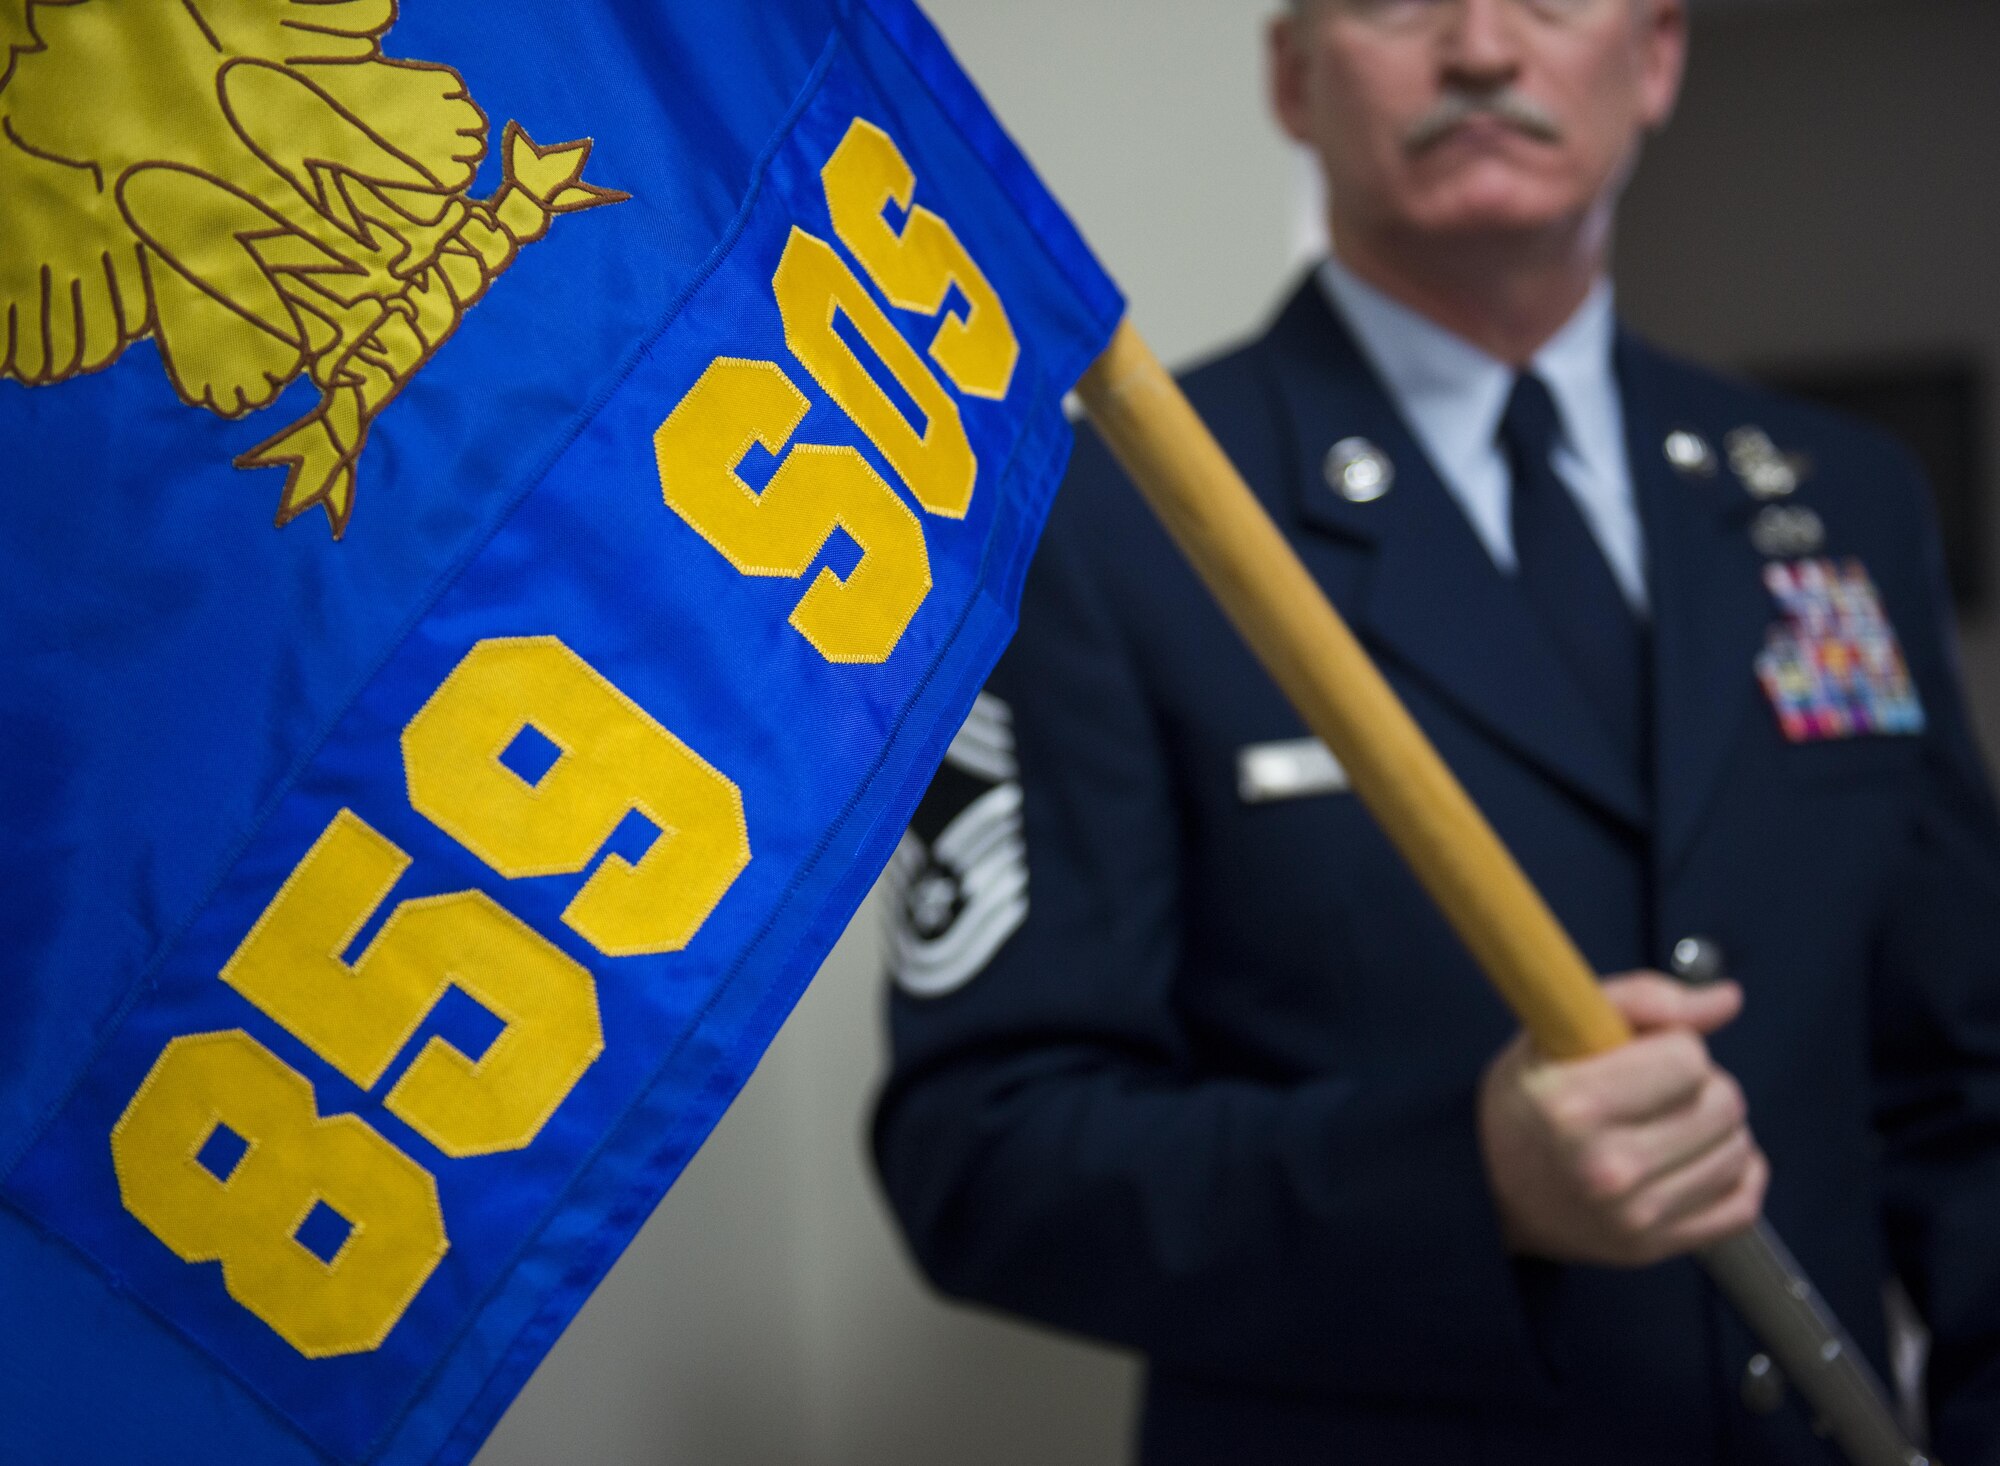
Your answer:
[873,0,2000,1461]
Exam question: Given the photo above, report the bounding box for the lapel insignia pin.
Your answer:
[1754,558,1924,742]
[1326,437,1395,503]
[1664,429,1718,477]
[1726,427,1810,500]
[1750,505,1826,558]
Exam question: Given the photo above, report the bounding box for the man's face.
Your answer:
[1271,0,1687,246]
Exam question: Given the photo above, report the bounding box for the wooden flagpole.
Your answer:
[1074,319,1929,1466]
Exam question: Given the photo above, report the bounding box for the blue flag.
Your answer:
[0,1,1120,1460]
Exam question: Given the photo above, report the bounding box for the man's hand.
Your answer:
[1477,974,1768,1267]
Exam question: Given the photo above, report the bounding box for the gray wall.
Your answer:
[479,3,2000,1462]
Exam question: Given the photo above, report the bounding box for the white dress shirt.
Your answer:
[1317,256,1649,614]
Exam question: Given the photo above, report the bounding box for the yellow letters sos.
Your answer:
[655,119,1017,665]
[113,639,750,1357]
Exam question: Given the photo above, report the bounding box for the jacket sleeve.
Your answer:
[870,434,1558,1407]
[1866,448,2000,1465]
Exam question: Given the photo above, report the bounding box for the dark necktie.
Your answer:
[1501,371,1651,787]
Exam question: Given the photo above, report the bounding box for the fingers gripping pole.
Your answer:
[1073,319,1928,1466]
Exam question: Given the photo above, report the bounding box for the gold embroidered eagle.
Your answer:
[0,0,626,536]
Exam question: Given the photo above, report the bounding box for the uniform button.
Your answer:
[1670,936,1727,985]
[1741,1352,1785,1415]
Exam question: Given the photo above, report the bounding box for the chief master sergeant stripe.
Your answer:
[887,693,1028,998]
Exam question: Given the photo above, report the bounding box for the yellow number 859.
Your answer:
[112,636,751,1357]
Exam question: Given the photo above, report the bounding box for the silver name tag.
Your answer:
[1236,738,1349,804]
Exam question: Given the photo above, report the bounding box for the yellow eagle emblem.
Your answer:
[0,0,626,536]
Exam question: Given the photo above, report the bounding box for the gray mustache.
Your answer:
[1405,89,1564,151]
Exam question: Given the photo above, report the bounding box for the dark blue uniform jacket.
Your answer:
[873,278,2000,1465]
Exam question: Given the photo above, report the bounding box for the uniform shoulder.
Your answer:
[1035,322,1295,642]
[1058,324,1285,526]
[1176,331,1276,414]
